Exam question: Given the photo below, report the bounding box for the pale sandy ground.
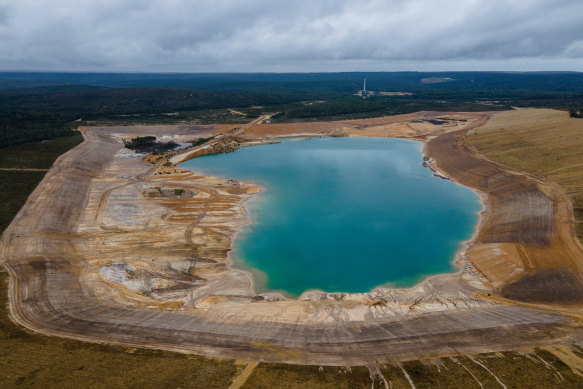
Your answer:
[2,111,583,364]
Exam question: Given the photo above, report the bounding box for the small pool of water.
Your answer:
[181,137,481,297]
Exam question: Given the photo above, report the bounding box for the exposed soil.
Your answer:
[1,111,583,365]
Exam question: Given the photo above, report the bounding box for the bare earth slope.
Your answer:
[1,111,583,364]
[426,112,583,304]
[467,109,583,244]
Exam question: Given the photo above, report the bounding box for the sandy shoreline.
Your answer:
[185,135,489,299]
[420,142,490,290]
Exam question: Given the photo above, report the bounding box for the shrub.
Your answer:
[191,137,212,147]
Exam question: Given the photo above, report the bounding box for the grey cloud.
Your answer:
[0,4,12,25]
[0,0,582,71]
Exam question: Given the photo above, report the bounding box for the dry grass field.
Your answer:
[238,349,583,389]
[467,109,583,243]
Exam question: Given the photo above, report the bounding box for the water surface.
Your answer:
[181,137,481,297]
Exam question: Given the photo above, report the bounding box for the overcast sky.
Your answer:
[0,0,582,72]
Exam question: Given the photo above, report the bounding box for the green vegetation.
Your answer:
[124,135,157,147]
[123,136,178,153]
[0,134,83,169]
[3,74,583,387]
[570,108,583,118]
[0,134,83,233]
[191,137,213,147]
[0,112,80,148]
[3,266,583,389]
[399,351,583,388]
[0,135,240,388]
[3,71,583,98]
[269,97,507,122]
[0,272,240,388]
[0,86,290,148]
[241,364,399,388]
[0,170,47,234]
[242,351,583,388]
[2,71,583,147]
[174,189,185,196]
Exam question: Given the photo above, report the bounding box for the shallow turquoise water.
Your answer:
[181,137,481,297]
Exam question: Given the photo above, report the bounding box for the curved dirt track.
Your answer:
[1,115,583,364]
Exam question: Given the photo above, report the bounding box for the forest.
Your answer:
[1,71,583,147]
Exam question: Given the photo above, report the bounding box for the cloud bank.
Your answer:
[0,0,582,71]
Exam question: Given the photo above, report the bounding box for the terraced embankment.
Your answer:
[426,116,583,304]
[1,112,582,364]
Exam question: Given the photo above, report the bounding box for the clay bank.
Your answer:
[2,110,583,364]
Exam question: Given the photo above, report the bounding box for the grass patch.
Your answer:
[0,133,83,169]
[191,137,213,147]
[0,171,47,233]
[401,359,484,388]
[241,364,382,389]
[238,355,583,388]
[469,108,583,243]
[0,133,83,233]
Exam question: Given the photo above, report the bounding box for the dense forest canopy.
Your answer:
[1,72,582,147]
[3,71,583,94]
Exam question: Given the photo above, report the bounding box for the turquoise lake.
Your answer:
[181,137,481,297]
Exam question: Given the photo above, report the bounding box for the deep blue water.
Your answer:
[181,137,481,297]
